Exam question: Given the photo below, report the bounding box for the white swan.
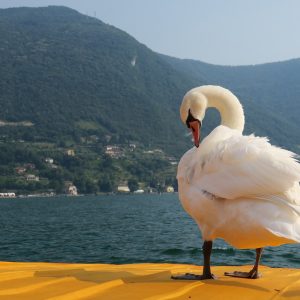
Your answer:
[173,85,300,280]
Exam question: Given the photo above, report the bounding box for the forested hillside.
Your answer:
[162,56,300,151]
[0,6,198,155]
[0,6,299,195]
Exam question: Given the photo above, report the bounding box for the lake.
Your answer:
[0,194,299,268]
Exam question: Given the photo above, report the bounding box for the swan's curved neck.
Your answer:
[199,86,245,132]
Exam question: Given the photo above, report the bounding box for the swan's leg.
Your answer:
[171,240,216,280]
[224,248,263,279]
[201,240,215,279]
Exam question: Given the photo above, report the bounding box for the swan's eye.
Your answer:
[186,109,201,128]
[186,110,194,128]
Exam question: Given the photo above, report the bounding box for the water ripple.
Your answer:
[0,194,299,268]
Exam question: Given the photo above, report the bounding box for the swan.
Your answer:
[172,85,300,280]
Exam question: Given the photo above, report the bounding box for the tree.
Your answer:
[98,175,116,193]
[49,179,64,193]
[85,179,98,194]
[128,178,139,192]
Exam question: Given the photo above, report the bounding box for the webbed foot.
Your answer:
[224,270,261,279]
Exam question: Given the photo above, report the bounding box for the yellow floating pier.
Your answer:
[0,262,300,299]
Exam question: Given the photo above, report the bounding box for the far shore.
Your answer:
[0,191,178,199]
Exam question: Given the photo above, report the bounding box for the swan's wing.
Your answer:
[179,126,300,201]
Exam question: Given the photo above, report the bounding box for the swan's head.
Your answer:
[180,91,207,147]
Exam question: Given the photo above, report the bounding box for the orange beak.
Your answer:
[189,120,201,147]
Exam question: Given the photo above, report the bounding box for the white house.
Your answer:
[45,158,54,164]
[117,185,130,193]
[67,185,78,196]
[0,192,16,198]
[26,174,39,181]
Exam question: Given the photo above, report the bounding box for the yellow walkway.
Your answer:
[0,262,300,299]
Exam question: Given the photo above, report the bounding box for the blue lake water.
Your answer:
[0,194,299,268]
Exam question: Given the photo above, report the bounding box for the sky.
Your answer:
[0,0,300,66]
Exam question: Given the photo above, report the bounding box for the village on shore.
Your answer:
[1,139,178,199]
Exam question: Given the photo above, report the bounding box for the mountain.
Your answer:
[0,5,299,156]
[0,6,198,155]
[161,56,300,152]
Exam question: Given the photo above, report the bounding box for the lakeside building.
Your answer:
[64,181,78,196]
[65,149,75,156]
[45,158,54,164]
[0,192,16,198]
[67,185,78,196]
[15,167,26,174]
[117,184,130,193]
[26,174,39,181]
[133,189,144,194]
[105,145,124,158]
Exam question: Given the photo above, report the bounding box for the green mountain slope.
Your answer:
[0,5,299,157]
[0,6,198,155]
[162,55,300,152]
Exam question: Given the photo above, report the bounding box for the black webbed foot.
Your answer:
[224,270,261,279]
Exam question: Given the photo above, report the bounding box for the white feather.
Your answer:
[177,86,300,249]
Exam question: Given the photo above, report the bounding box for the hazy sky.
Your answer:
[1,0,300,65]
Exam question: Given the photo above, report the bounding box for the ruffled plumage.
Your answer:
[177,125,300,249]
